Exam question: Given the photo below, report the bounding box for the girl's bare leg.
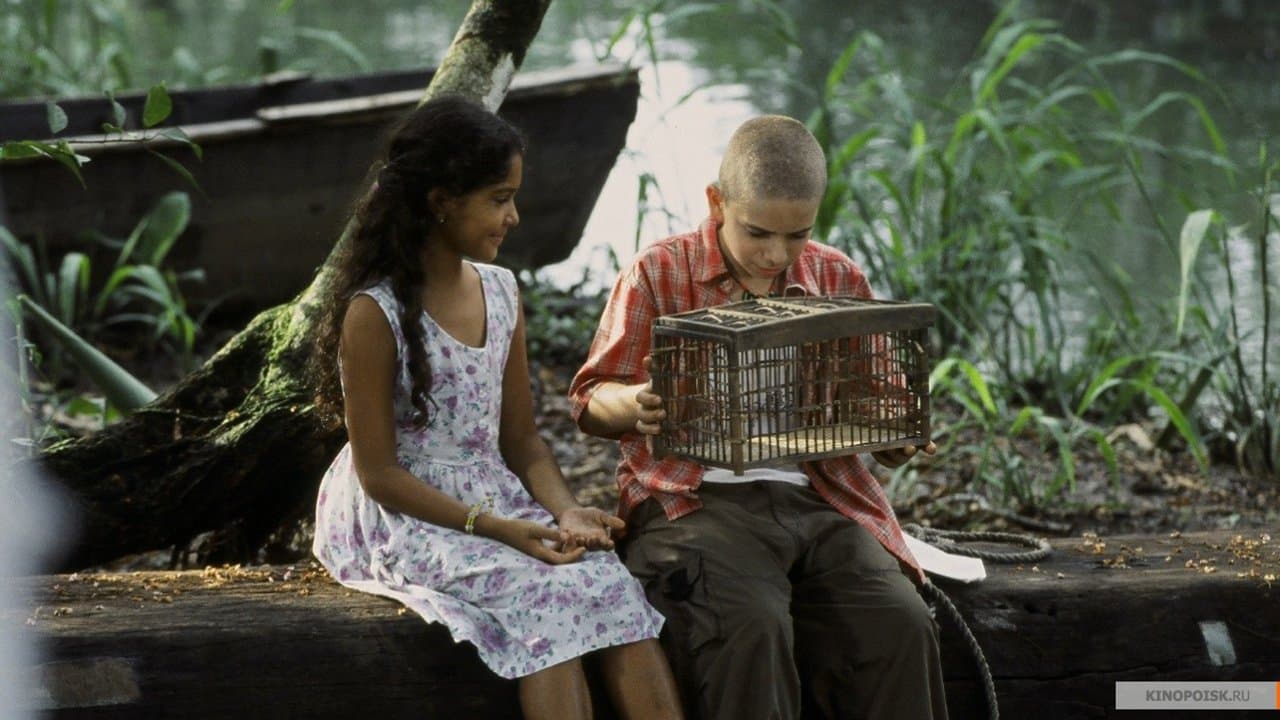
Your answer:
[597,639,685,720]
[519,658,592,720]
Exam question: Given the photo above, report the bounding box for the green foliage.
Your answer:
[930,357,1111,508]
[0,0,370,101]
[2,82,201,194]
[1168,147,1279,477]
[16,295,156,411]
[795,8,1262,500]
[1,192,207,382]
[518,270,608,368]
[0,0,135,98]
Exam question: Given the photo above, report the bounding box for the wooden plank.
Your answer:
[15,565,522,718]
[9,530,1278,719]
[938,529,1280,719]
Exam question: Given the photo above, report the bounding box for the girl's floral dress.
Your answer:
[313,263,663,679]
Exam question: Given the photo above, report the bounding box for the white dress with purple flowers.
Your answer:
[313,262,663,679]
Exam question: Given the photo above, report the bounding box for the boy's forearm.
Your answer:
[579,381,644,437]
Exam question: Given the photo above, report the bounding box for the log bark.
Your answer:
[14,531,1279,719]
[32,0,554,571]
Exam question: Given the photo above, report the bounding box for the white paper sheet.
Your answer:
[904,534,987,583]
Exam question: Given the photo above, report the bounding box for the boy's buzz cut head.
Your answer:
[717,115,827,203]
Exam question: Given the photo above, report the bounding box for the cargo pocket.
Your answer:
[648,551,720,653]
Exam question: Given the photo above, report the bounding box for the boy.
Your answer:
[569,115,948,720]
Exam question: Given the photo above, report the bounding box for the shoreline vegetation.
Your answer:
[3,1,1276,569]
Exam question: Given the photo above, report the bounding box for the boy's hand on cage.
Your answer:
[558,507,625,551]
[489,518,586,564]
[635,386,666,435]
[872,441,937,469]
[634,356,666,435]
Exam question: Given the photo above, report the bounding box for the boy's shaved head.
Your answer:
[717,115,827,203]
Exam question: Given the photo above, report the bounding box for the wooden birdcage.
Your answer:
[650,296,935,475]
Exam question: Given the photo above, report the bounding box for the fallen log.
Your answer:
[10,530,1279,719]
[938,529,1279,719]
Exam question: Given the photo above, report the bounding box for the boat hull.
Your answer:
[0,65,639,312]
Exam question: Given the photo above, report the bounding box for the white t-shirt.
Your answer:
[701,465,810,486]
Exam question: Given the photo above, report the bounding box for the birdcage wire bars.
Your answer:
[650,296,934,474]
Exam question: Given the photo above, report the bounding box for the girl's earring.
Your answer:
[438,215,446,224]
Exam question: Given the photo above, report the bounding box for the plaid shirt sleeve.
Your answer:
[568,265,655,425]
[570,233,712,523]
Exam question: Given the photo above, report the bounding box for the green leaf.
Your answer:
[908,122,927,205]
[1008,406,1040,435]
[0,142,45,160]
[1133,378,1207,471]
[124,265,171,296]
[64,394,106,419]
[145,148,204,194]
[824,35,864,99]
[106,90,127,128]
[56,252,89,327]
[1036,415,1074,495]
[1091,48,1207,84]
[134,192,191,266]
[1176,209,1215,335]
[930,357,997,417]
[828,127,877,177]
[94,265,140,318]
[17,295,156,410]
[1075,355,1146,416]
[742,0,798,46]
[47,141,88,188]
[1090,428,1120,484]
[152,127,203,160]
[45,101,68,134]
[663,3,720,26]
[142,83,172,128]
[0,226,41,296]
[602,8,638,59]
[295,27,371,71]
[978,32,1044,104]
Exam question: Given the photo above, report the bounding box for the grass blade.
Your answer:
[17,295,156,410]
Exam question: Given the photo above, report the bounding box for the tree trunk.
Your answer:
[33,0,554,571]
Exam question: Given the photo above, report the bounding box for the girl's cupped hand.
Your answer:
[558,507,625,551]
[491,518,586,564]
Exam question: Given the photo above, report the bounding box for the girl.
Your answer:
[310,96,683,720]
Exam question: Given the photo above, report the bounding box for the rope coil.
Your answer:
[903,523,1052,564]
[905,522,1054,720]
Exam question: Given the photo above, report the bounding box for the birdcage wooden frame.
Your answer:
[650,296,935,475]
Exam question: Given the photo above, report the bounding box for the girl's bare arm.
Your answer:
[498,302,622,547]
[341,295,580,563]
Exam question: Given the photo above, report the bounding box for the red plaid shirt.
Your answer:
[569,219,922,579]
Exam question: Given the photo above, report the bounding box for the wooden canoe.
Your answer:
[10,530,1278,718]
[0,64,639,313]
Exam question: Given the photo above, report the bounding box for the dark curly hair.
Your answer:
[310,95,525,428]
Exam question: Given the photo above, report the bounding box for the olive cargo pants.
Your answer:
[622,481,948,720]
